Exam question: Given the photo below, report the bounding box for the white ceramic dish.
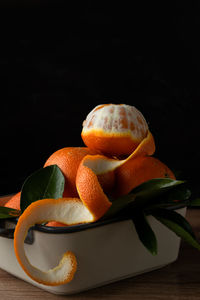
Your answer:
[0,204,186,295]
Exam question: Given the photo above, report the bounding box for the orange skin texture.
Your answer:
[76,160,112,220]
[44,147,98,198]
[113,156,175,197]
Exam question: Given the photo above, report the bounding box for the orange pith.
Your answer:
[81,104,149,157]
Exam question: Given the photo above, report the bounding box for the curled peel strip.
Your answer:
[14,198,94,286]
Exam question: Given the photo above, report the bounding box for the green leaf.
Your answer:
[152,208,200,251]
[145,186,191,211]
[103,193,136,219]
[130,178,185,201]
[188,198,200,207]
[116,179,185,213]
[132,211,157,255]
[0,207,21,219]
[104,178,186,219]
[20,165,65,212]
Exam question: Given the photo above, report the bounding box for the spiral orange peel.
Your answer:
[14,198,94,286]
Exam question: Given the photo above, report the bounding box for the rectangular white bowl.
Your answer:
[0,206,186,295]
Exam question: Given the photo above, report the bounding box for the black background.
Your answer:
[0,3,199,199]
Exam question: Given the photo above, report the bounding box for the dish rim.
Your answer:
[0,194,186,235]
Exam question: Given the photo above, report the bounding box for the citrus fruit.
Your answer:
[44,147,98,197]
[81,104,150,157]
[14,198,95,286]
[45,221,67,227]
[4,191,21,210]
[0,195,14,206]
[114,156,176,197]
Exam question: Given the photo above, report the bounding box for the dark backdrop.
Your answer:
[0,3,199,199]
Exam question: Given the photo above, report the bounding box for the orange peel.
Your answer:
[75,150,140,219]
[81,104,150,157]
[127,130,155,160]
[14,198,95,286]
[76,155,115,220]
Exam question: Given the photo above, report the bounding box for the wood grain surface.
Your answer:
[0,209,200,300]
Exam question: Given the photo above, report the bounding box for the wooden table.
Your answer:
[0,209,200,300]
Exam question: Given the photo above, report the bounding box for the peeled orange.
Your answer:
[81,104,150,157]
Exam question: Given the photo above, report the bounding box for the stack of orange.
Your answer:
[5,103,175,286]
[5,103,174,216]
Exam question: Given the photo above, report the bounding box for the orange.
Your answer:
[44,147,102,226]
[4,191,21,210]
[44,147,98,198]
[81,104,150,157]
[46,221,67,227]
[0,195,14,206]
[113,156,176,197]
